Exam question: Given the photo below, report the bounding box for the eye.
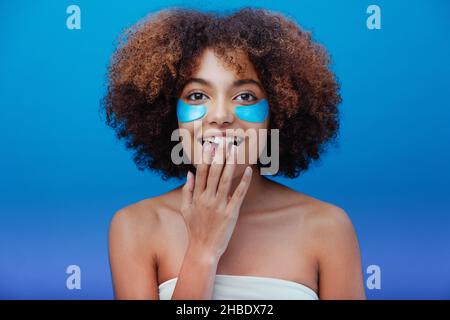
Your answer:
[234,92,257,103]
[186,92,209,102]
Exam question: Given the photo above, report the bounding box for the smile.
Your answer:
[197,135,244,147]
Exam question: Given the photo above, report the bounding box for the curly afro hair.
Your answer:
[102,7,341,180]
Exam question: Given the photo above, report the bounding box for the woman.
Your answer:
[104,7,365,300]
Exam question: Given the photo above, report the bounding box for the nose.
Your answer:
[205,98,234,127]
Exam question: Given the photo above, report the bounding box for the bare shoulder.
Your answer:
[269,180,356,240]
[289,189,361,267]
[109,187,183,251]
[109,197,160,239]
[108,189,184,299]
[277,187,365,298]
[302,195,355,238]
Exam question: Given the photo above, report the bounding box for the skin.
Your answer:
[108,48,366,300]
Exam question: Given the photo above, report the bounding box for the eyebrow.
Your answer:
[185,77,264,91]
[233,79,264,91]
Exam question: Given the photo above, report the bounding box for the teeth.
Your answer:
[207,136,219,144]
[200,136,244,146]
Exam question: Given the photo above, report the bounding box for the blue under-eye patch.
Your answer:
[176,98,269,123]
[235,99,269,123]
[176,99,207,122]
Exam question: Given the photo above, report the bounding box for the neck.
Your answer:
[229,165,272,214]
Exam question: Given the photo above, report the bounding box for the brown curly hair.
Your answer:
[102,7,341,180]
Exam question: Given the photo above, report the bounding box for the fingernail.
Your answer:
[245,166,252,176]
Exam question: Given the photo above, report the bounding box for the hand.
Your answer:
[180,141,253,259]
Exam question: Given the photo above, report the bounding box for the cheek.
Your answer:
[257,131,268,157]
[177,123,196,164]
[231,120,268,166]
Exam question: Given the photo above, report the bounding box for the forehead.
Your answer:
[189,48,259,83]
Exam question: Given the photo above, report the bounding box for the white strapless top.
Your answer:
[158,274,318,300]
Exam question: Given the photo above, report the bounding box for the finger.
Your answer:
[227,166,253,211]
[181,170,194,213]
[193,141,213,200]
[216,144,237,202]
[205,141,228,197]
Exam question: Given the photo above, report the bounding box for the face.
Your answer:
[177,48,270,178]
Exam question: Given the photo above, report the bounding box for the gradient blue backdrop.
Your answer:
[1,0,449,299]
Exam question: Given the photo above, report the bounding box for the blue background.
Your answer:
[1,0,449,299]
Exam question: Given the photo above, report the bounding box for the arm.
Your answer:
[314,207,366,299]
[170,241,220,300]
[108,206,159,299]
